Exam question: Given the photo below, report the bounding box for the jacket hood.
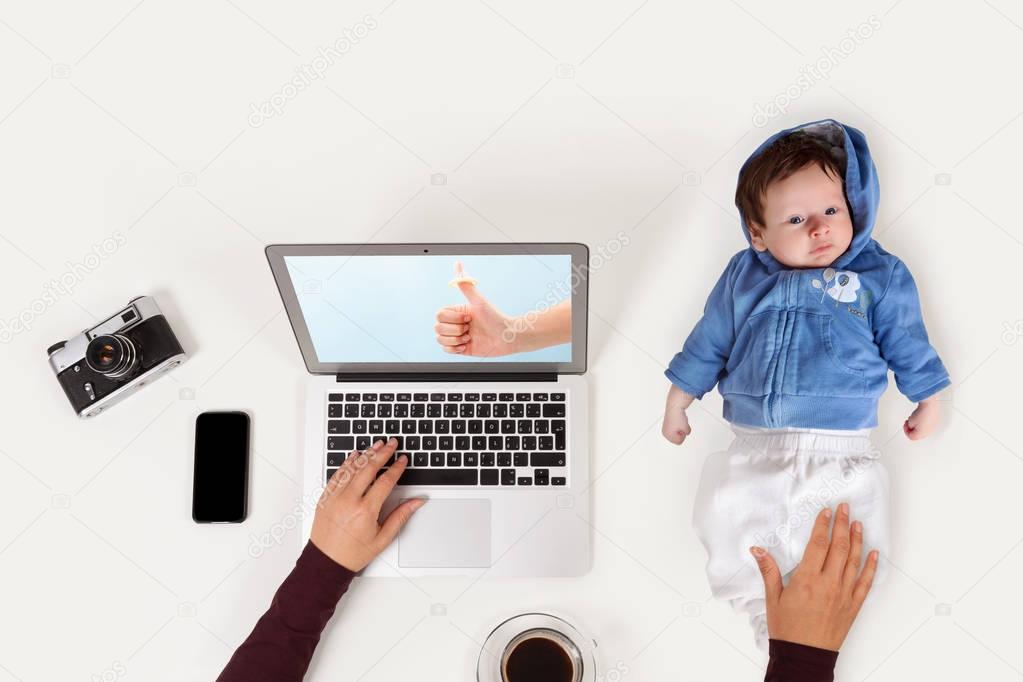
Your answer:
[736,119,880,274]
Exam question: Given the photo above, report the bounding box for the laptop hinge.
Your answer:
[335,372,557,383]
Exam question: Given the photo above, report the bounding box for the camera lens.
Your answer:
[86,334,137,378]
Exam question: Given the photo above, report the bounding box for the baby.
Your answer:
[661,119,950,650]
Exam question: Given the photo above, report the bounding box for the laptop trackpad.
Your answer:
[398,499,492,568]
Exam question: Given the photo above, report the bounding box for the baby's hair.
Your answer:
[736,130,847,234]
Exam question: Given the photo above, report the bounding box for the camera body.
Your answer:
[48,296,186,418]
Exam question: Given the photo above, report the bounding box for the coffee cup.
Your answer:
[500,628,582,682]
[477,612,597,682]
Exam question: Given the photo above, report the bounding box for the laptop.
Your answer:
[265,243,591,577]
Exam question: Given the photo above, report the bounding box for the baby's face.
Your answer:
[749,164,853,269]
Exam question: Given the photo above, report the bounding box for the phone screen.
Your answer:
[192,412,249,523]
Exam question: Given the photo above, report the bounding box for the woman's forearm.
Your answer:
[216,541,355,682]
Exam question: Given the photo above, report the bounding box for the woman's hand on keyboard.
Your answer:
[311,438,427,572]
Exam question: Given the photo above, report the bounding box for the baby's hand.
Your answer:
[904,396,941,441]
[662,406,691,445]
[662,384,695,445]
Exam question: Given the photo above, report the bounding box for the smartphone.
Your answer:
[192,411,250,523]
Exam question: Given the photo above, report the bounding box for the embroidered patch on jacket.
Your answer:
[811,268,872,317]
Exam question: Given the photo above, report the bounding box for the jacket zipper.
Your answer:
[766,271,794,426]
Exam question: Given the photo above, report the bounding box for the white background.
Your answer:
[1,1,1021,680]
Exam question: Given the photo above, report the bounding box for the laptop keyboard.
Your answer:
[324,391,568,487]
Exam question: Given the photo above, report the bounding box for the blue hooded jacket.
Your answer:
[665,119,950,430]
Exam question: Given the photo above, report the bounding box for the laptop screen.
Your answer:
[266,244,588,374]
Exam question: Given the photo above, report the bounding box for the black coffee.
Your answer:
[504,635,575,682]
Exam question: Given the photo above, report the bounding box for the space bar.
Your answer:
[396,469,479,485]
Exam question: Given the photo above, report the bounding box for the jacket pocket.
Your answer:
[821,315,868,376]
[719,312,775,397]
[787,313,867,398]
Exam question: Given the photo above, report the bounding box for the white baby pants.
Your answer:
[692,424,890,651]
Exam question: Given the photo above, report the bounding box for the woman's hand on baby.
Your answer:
[661,385,695,445]
[904,396,940,441]
[751,503,879,651]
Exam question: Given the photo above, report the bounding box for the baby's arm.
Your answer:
[662,256,738,446]
[662,384,695,444]
[871,260,951,440]
[904,395,941,441]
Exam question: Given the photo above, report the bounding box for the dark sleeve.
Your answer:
[217,541,356,682]
[764,639,839,682]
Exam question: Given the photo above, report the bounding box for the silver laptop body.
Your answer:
[266,243,591,577]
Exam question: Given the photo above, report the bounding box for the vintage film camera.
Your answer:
[48,296,185,418]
